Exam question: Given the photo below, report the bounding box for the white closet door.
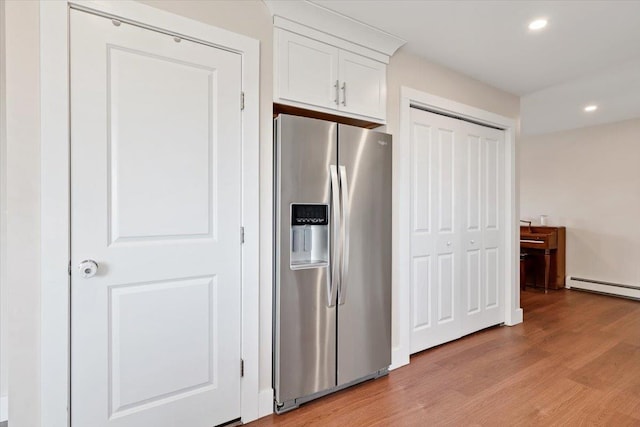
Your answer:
[460,121,505,335]
[409,108,462,353]
[409,108,505,354]
[70,10,242,427]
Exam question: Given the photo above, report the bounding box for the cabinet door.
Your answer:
[338,50,386,120]
[276,30,339,110]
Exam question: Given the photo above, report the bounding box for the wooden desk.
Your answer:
[520,226,566,292]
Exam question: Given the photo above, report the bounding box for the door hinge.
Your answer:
[68,260,72,276]
[241,92,245,111]
[240,359,244,377]
[240,226,245,244]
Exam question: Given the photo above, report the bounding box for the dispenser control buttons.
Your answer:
[291,204,329,226]
[297,218,323,224]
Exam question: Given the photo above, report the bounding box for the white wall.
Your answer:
[387,50,520,126]
[4,1,521,425]
[0,0,9,421]
[5,1,42,426]
[520,118,640,287]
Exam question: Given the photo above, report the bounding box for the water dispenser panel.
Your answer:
[290,204,329,270]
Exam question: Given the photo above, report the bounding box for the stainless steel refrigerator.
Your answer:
[273,114,392,413]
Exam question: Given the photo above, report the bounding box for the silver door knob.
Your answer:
[447,241,451,246]
[471,240,476,244]
[79,260,99,278]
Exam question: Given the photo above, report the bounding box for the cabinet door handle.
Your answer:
[334,80,339,106]
[341,82,347,106]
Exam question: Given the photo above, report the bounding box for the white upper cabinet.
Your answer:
[338,50,386,120]
[275,28,387,121]
[266,1,405,124]
[277,30,339,110]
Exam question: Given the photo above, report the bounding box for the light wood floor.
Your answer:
[250,288,640,426]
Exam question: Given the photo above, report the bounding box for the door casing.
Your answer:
[39,1,260,425]
[393,87,522,370]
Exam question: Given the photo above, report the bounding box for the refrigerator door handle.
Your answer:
[329,165,341,307]
[338,165,350,305]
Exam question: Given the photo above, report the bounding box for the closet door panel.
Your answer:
[481,134,504,323]
[409,108,461,353]
[462,134,483,321]
[461,123,505,334]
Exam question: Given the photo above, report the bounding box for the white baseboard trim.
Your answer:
[257,388,274,418]
[390,346,410,371]
[1,395,7,422]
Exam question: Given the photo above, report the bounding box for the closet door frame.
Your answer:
[393,87,521,370]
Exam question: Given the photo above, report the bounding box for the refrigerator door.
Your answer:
[275,115,338,404]
[337,124,392,386]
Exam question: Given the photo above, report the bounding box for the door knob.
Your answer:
[79,260,99,278]
[446,241,451,246]
[471,240,476,244]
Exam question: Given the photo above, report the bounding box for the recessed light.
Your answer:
[528,19,548,30]
[584,105,598,112]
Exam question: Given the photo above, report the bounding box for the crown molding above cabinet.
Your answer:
[265,0,406,124]
[264,1,406,57]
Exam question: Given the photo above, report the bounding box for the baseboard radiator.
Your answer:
[567,276,640,301]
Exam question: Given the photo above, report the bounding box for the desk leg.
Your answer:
[544,249,551,294]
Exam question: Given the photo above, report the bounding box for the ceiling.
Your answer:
[310,0,640,135]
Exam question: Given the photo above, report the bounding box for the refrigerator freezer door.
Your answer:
[275,115,338,404]
[337,124,392,386]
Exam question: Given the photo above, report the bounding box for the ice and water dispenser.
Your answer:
[289,203,329,270]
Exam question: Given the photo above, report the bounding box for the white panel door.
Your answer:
[276,29,339,109]
[460,121,505,335]
[338,50,386,120]
[70,10,242,427]
[409,108,462,353]
[409,108,505,354]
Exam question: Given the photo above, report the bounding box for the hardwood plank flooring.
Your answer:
[249,289,640,426]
